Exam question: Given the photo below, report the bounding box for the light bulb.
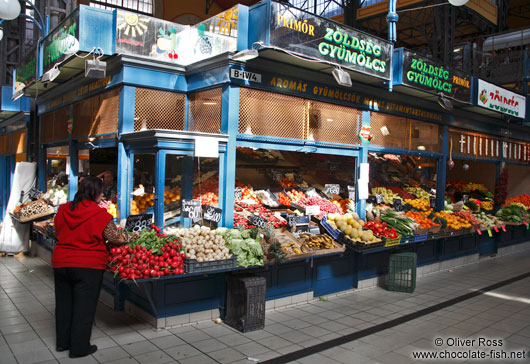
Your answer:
[0,0,21,20]
[0,28,3,41]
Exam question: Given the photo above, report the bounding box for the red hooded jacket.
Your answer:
[52,200,113,270]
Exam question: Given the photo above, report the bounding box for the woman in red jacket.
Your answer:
[52,176,134,358]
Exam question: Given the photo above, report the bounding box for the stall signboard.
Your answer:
[249,214,268,229]
[42,9,80,74]
[116,6,238,66]
[182,199,202,221]
[269,2,392,80]
[230,68,444,123]
[203,205,222,223]
[324,184,340,195]
[476,79,526,118]
[14,49,37,98]
[125,213,153,232]
[394,49,471,103]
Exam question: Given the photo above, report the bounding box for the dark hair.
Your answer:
[71,176,105,210]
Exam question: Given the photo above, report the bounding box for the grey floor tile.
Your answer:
[92,346,131,363]
[216,333,252,346]
[150,335,186,349]
[233,341,269,356]
[176,329,212,343]
[122,340,160,355]
[207,347,246,364]
[99,358,140,364]
[164,343,202,361]
[133,350,174,364]
[191,337,228,353]
[178,354,219,364]
[112,331,149,345]
[259,334,296,350]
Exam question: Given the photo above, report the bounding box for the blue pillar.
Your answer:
[67,140,78,201]
[436,125,448,211]
[357,110,370,221]
[0,157,5,221]
[154,150,166,228]
[180,156,194,228]
[220,84,240,227]
[117,86,136,221]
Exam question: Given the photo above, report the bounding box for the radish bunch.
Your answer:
[108,233,186,279]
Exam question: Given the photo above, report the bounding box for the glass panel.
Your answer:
[163,155,220,227]
[45,146,69,205]
[131,154,156,216]
[368,152,438,203]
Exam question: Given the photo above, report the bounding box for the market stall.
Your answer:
[14,2,529,328]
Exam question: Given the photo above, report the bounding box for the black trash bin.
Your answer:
[225,274,266,333]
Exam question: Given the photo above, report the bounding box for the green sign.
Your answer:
[42,9,79,73]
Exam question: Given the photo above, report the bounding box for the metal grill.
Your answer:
[239,88,307,139]
[73,89,119,138]
[134,88,185,131]
[11,130,26,154]
[188,88,222,133]
[370,112,441,152]
[308,100,362,145]
[41,107,70,143]
[370,112,410,150]
[0,134,11,155]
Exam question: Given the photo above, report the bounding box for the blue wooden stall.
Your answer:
[15,1,529,324]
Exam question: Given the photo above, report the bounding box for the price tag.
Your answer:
[429,196,436,209]
[494,226,499,233]
[501,225,506,232]
[182,199,202,221]
[375,194,383,204]
[203,205,222,223]
[305,205,320,216]
[28,188,43,200]
[324,184,340,195]
[462,194,469,203]
[234,188,242,201]
[287,213,297,226]
[487,229,492,237]
[249,214,268,229]
[125,214,153,232]
[393,198,403,212]
[476,229,482,235]
[347,186,355,200]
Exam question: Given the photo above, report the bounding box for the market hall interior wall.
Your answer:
[506,164,530,198]
[446,159,497,193]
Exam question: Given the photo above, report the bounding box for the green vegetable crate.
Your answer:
[387,252,417,293]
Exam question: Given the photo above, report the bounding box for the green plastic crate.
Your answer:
[388,252,417,293]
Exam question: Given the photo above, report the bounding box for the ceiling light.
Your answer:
[448,0,468,6]
[0,0,21,20]
[232,48,259,62]
[417,145,426,151]
[203,101,217,105]
[332,67,352,87]
[85,58,106,78]
[0,27,3,42]
[380,126,389,136]
[438,93,453,110]
[41,66,60,83]
[326,118,333,122]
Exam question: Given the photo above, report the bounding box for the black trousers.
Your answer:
[54,267,104,356]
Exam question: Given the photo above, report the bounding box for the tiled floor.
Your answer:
[0,246,529,364]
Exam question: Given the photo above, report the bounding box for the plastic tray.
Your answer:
[184,255,237,274]
[413,232,429,242]
[384,235,401,247]
[320,216,340,239]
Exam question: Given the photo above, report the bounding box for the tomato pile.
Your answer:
[108,226,186,279]
[278,192,291,206]
[364,221,399,239]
